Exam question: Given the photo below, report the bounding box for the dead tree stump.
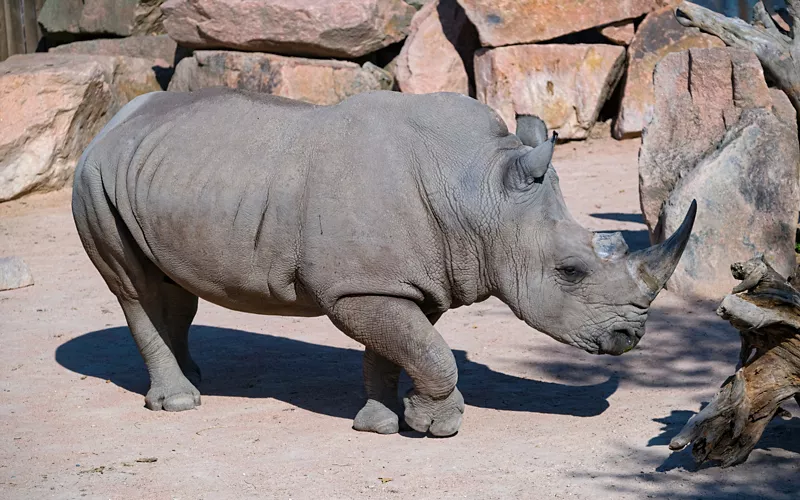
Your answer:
[676,0,800,116]
[669,256,800,467]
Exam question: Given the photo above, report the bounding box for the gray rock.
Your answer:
[0,257,34,291]
[38,0,165,37]
[49,35,179,66]
[639,48,800,298]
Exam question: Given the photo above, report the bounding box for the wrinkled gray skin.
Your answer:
[72,88,696,437]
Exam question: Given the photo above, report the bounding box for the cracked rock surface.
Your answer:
[639,47,800,298]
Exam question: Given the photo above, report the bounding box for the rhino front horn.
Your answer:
[627,200,697,299]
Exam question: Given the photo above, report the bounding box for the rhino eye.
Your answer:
[557,263,587,283]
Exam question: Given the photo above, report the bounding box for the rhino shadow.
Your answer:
[55,325,618,421]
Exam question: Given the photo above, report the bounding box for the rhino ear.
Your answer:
[516,115,548,148]
[504,131,557,191]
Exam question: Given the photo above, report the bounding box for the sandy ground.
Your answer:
[1,137,798,500]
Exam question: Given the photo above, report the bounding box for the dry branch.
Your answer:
[668,255,800,467]
[676,1,800,115]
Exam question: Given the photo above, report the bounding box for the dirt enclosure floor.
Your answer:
[1,138,799,499]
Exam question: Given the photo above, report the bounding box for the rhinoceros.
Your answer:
[72,88,696,437]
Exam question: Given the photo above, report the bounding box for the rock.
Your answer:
[474,44,626,139]
[49,35,179,67]
[614,5,724,139]
[38,0,165,37]
[0,257,34,291]
[457,0,668,47]
[405,0,433,9]
[772,9,792,33]
[168,51,394,106]
[0,54,162,202]
[639,48,800,297]
[394,0,478,95]
[599,20,636,45]
[770,88,798,135]
[588,119,613,140]
[161,0,416,58]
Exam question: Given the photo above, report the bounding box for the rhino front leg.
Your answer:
[330,296,464,437]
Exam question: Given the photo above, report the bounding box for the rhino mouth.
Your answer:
[595,325,644,356]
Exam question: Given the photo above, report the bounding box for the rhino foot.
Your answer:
[353,399,400,434]
[145,375,201,412]
[403,387,464,437]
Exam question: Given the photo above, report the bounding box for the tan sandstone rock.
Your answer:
[168,51,393,106]
[38,0,165,36]
[614,5,724,139]
[161,0,416,58]
[0,54,162,202]
[639,48,800,297]
[394,0,478,95]
[599,20,636,45]
[457,0,668,47]
[474,44,626,139]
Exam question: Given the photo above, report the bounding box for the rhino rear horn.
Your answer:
[516,115,549,147]
[505,132,557,190]
[627,200,697,299]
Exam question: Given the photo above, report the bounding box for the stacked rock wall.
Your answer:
[1,0,797,208]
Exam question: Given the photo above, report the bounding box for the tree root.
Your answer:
[668,256,800,467]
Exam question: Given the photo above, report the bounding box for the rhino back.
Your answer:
[82,88,515,315]
[83,89,318,314]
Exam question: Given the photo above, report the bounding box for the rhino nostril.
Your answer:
[614,327,637,342]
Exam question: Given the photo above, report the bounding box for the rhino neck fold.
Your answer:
[413,167,495,310]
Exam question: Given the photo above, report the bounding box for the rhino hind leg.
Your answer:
[161,281,202,386]
[353,349,402,434]
[118,294,201,411]
[72,170,200,412]
[329,296,464,437]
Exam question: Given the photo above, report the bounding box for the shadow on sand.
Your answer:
[55,325,619,421]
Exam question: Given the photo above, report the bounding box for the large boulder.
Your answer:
[457,0,668,47]
[639,48,800,297]
[38,0,165,37]
[161,0,416,58]
[49,35,179,67]
[394,0,478,95]
[474,44,626,139]
[614,5,723,139]
[168,51,393,106]
[0,54,162,202]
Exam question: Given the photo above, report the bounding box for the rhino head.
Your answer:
[487,116,696,356]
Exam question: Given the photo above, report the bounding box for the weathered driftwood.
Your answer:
[676,1,800,115]
[669,255,800,467]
